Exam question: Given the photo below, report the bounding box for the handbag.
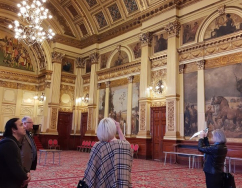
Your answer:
[223,171,236,188]
[77,179,88,188]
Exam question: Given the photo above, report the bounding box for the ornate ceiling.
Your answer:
[0,0,199,49]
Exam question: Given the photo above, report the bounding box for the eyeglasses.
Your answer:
[25,122,34,124]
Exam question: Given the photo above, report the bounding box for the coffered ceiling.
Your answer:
[0,0,199,48]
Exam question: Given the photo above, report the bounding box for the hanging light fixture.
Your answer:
[33,92,45,101]
[8,0,55,46]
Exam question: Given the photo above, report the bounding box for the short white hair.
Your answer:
[212,129,227,143]
[97,118,116,142]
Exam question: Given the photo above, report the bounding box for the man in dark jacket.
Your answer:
[198,129,227,188]
[21,116,37,188]
[0,118,31,188]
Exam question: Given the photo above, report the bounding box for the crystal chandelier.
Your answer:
[8,0,55,45]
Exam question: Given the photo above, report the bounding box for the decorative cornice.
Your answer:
[197,60,205,70]
[75,57,85,68]
[105,81,110,88]
[90,52,99,64]
[52,52,65,63]
[165,19,181,38]
[179,64,185,74]
[127,76,134,83]
[0,80,36,91]
[139,32,153,46]
[61,73,76,84]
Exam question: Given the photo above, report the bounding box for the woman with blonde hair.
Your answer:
[198,129,227,188]
[83,118,133,188]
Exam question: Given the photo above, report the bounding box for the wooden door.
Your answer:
[80,112,88,139]
[151,107,166,161]
[57,112,72,150]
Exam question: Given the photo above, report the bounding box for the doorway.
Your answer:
[57,112,72,150]
[151,106,166,161]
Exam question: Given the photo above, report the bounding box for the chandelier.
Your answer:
[33,92,45,101]
[8,0,55,45]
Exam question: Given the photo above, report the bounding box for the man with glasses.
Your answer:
[21,116,37,188]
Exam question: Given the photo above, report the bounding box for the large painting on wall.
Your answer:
[153,33,167,53]
[131,82,140,135]
[98,89,106,123]
[100,52,111,69]
[110,50,129,67]
[62,57,74,73]
[128,42,141,59]
[0,35,33,71]
[184,72,198,137]
[204,13,242,40]
[182,18,203,44]
[109,84,128,133]
[205,63,242,138]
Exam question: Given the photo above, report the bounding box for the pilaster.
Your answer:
[95,83,101,131]
[126,76,134,137]
[197,60,206,130]
[104,81,110,117]
[137,32,152,138]
[86,52,99,136]
[46,52,65,133]
[164,19,182,140]
[179,64,185,137]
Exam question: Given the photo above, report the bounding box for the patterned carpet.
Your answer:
[28,151,242,188]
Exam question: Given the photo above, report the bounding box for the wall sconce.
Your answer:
[33,92,45,101]
[147,80,164,94]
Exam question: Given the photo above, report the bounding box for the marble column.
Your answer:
[104,81,110,117]
[95,83,101,132]
[164,19,182,140]
[137,32,152,138]
[126,76,134,137]
[86,52,99,136]
[46,52,65,133]
[197,60,206,131]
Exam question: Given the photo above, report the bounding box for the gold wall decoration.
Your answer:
[151,101,166,107]
[50,108,58,129]
[59,108,73,112]
[167,100,175,131]
[139,102,146,130]
[52,52,65,63]
[0,80,36,91]
[61,73,76,84]
[1,105,15,115]
[20,107,34,116]
[183,62,197,73]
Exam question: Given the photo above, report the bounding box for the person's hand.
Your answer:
[199,131,205,138]
[22,173,31,187]
[114,120,121,132]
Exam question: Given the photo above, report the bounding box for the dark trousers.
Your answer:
[22,184,28,188]
[205,172,223,188]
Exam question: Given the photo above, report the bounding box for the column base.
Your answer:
[163,131,184,140]
[85,129,96,136]
[46,129,58,135]
[136,130,151,138]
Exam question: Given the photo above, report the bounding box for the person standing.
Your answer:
[0,118,31,188]
[198,129,227,188]
[21,116,37,188]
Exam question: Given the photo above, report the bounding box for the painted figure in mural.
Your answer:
[183,22,199,43]
[205,106,215,128]
[114,51,128,66]
[190,105,197,134]
[214,14,236,38]
[184,105,191,135]
[133,43,141,58]
[101,54,107,69]
[63,61,72,72]
[154,34,167,53]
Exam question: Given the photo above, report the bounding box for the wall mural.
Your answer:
[100,51,111,69]
[98,89,106,123]
[131,82,140,135]
[184,72,198,136]
[110,50,129,67]
[62,57,74,73]
[204,13,242,40]
[95,11,108,29]
[129,42,141,59]
[123,0,138,14]
[109,84,128,133]
[153,33,168,53]
[182,18,203,44]
[205,63,242,138]
[0,35,33,71]
[108,3,122,22]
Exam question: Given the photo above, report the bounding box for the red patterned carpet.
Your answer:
[28,151,242,188]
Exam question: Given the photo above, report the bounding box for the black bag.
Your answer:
[223,172,236,188]
[77,179,88,188]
